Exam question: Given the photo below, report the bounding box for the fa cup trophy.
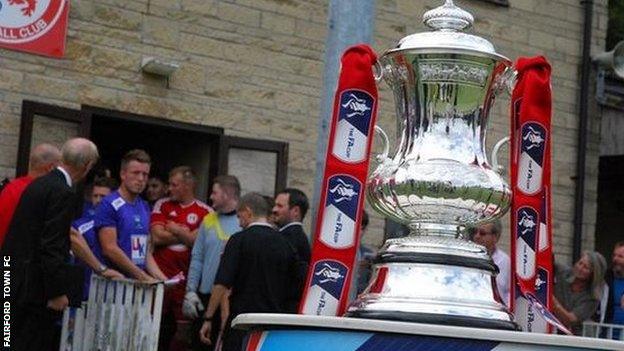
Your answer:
[346,0,517,330]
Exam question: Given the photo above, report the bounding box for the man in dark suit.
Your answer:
[2,138,99,351]
[272,188,311,264]
[199,192,303,351]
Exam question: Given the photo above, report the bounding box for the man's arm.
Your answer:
[186,224,207,293]
[199,284,229,345]
[40,189,72,306]
[145,235,168,280]
[69,228,123,279]
[99,227,152,281]
[150,224,179,247]
[166,221,197,247]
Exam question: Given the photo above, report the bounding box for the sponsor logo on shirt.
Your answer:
[77,220,94,235]
[111,197,125,211]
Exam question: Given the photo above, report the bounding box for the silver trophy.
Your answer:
[347,0,517,329]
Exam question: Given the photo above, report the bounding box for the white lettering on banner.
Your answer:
[2,256,9,347]
[320,205,355,249]
[333,119,368,163]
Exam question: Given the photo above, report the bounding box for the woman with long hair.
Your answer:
[553,251,607,335]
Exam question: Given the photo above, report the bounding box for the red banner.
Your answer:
[509,56,569,334]
[299,45,378,316]
[0,0,69,58]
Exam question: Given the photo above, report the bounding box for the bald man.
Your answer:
[0,143,61,246]
[2,138,98,350]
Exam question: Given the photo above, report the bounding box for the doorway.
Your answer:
[84,106,222,200]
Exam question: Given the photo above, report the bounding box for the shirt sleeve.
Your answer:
[186,223,207,293]
[150,198,167,227]
[94,200,117,231]
[214,234,241,288]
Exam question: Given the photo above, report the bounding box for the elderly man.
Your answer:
[471,219,511,306]
[2,138,99,350]
[0,143,61,246]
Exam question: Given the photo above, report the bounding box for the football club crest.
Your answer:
[0,0,69,57]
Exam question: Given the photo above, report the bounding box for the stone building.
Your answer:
[0,0,612,265]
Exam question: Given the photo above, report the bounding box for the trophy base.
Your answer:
[346,235,517,331]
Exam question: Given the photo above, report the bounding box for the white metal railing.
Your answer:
[60,275,164,351]
[582,321,624,341]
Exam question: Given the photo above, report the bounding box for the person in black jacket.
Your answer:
[2,138,98,351]
[199,192,303,351]
[272,188,311,264]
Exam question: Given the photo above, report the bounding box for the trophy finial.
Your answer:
[423,0,474,32]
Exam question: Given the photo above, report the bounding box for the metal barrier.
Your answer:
[582,321,624,341]
[60,275,165,351]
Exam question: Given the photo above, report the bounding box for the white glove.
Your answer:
[183,291,204,319]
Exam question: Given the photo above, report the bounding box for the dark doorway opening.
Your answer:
[595,155,624,261]
[84,106,223,201]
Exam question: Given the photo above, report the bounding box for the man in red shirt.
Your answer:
[0,143,61,246]
[150,166,211,350]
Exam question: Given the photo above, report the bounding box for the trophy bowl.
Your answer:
[347,0,517,330]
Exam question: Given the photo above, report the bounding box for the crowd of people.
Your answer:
[0,140,311,351]
[0,139,622,351]
[470,221,624,337]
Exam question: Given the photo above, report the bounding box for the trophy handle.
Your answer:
[497,67,517,96]
[373,61,384,82]
[374,125,390,162]
[491,136,510,174]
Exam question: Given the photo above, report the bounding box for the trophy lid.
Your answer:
[386,0,508,61]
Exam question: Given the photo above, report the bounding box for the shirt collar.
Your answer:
[248,222,274,229]
[56,166,72,187]
[279,222,303,232]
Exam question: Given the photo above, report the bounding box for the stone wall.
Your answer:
[0,0,609,265]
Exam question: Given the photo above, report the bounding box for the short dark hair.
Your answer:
[93,176,118,190]
[615,241,624,249]
[214,175,241,199]
[238,192,271,217]
[279,188,309,220]
[121,149,151,170]
[169,165,196,184]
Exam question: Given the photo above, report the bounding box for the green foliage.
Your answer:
[608,0,624,50]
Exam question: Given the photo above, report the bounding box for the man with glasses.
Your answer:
[471,219,511,306]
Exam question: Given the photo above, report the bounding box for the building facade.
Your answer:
[0,0,610,265]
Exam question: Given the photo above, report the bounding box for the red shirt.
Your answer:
[0,175,34,247]
[150,198,211,250]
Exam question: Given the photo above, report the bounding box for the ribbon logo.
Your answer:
[320,175,360,249]
[301,260,348,316]
[332,89,375,163]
